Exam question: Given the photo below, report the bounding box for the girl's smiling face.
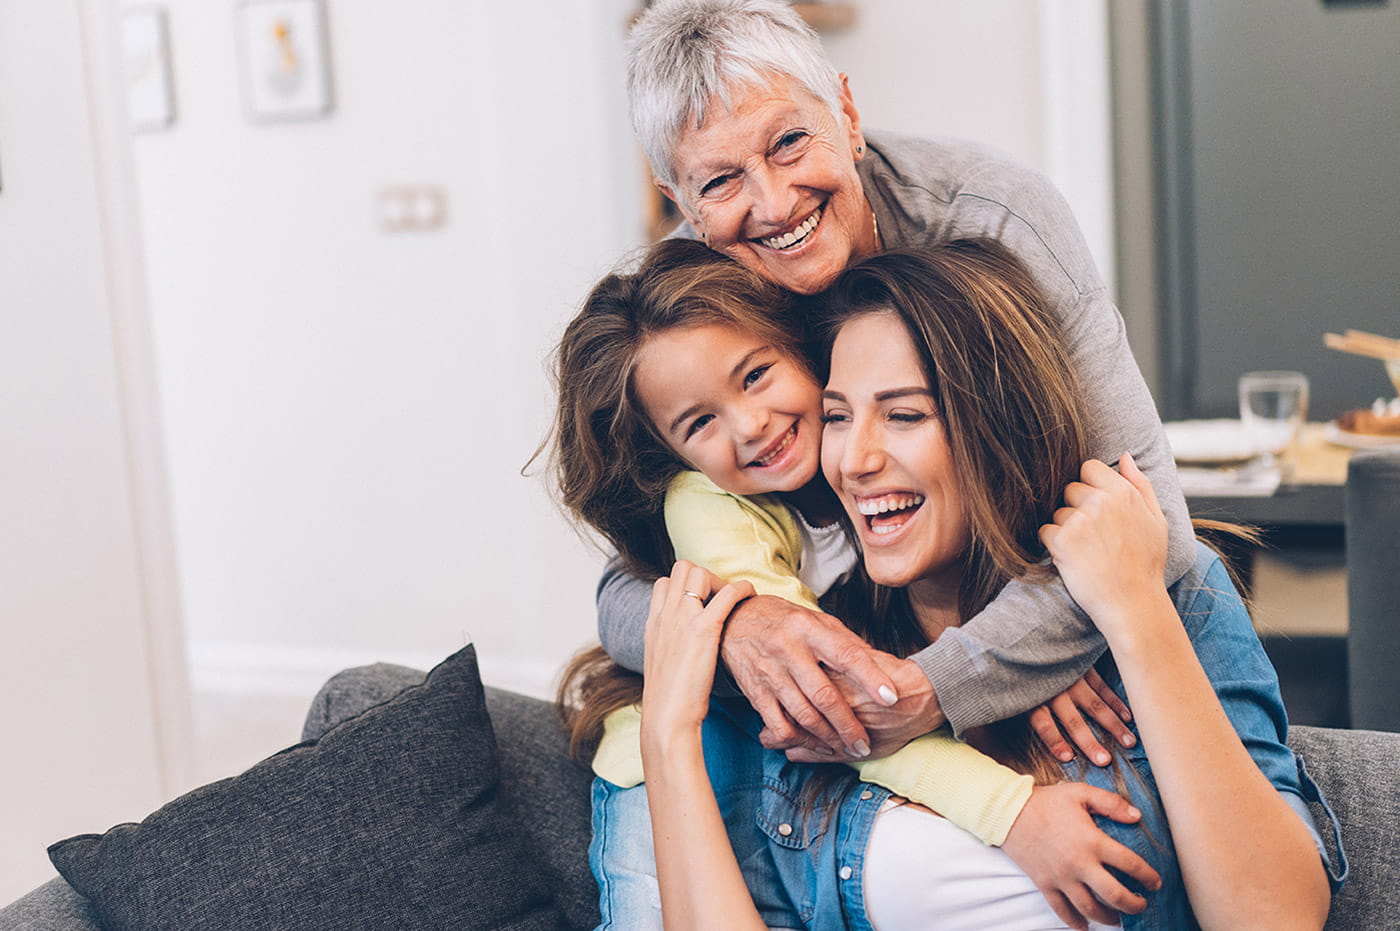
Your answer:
[821,312,971,600]
[633,323,823,497]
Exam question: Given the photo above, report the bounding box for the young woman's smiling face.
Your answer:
[657,74,878,297]
[633,323,823,497]
[821,312,971,599]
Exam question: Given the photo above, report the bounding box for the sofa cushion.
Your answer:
[1289,725,1400,930]
[302,663,601,930]
[48,644,566,931]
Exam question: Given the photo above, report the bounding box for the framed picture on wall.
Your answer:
[235,0,334,122]
[122,7,176,132]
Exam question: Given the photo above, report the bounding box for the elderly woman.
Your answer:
[597,0,1192,767]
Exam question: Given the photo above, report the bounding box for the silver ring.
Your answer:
[682,590,705,602]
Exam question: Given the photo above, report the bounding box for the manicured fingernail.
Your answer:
[1058,751,1074,762]
[1128,806,1141,819]
[852,740,871,758]
[1120,733,1136,748]
[878,685,898,705]
[1095,752,1111,766]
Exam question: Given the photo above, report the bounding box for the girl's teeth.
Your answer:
[761,208,821,250]
[753,426,796,466]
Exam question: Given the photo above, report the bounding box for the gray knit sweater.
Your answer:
[596,132,1191,734]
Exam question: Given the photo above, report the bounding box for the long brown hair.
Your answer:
[813,240,1093,785]
[548,237,805,580]
[549,238,808,760]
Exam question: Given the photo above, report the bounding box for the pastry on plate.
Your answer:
[1338,398,1400,437]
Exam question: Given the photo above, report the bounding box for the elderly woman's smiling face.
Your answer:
[657,74,878,296]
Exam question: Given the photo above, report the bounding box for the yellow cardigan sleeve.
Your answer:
[663,471,818,608]
[592,704,645,788]
[594,708,1031,844]
[854,730,1033,846]
[603,474,1032,846]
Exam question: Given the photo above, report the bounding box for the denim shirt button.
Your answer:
[839,866,853,880]
[778,823,793,837]
[860,789,873,800]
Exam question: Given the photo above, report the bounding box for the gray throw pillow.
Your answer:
[48,644,566,930]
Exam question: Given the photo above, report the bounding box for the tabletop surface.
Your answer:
[1181,422,1368,527]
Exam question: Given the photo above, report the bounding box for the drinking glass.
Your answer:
[1239,371,1309,468]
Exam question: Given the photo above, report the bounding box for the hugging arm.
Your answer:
[596,560,650,674]
[1041,458,1330,929]
[907,160,1193,735]
[598,546,1132,759]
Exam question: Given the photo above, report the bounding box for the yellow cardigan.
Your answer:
[592,472,1033,846]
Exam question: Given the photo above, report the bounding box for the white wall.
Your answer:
[124,0,1117,701]
[0,0,191,901]
[824,0,1116,287]
[130,0,642,699]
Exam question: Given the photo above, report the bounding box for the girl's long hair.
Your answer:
[548,237,804,580]
[548,238,806,760]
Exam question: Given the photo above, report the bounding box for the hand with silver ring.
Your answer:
[642,561,755,735]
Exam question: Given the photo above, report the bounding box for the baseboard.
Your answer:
[187,641,562,702]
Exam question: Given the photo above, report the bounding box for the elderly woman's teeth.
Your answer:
[761,208,821,250]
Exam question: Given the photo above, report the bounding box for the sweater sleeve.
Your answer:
[854,730,1033,846]
[596,559,650,675]
[663,472,819,610]
[593,473,815,677]
[865,135,1192,734]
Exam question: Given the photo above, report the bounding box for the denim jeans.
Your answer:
[590,700,806,930]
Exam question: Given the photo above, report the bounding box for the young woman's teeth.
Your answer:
[761,208,821,250]
[751,426,797,466]
[857,494,925,535]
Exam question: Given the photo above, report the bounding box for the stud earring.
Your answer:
[856,145,864,155]
[700,232,706,239]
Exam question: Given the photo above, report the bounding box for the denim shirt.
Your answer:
[741,542,1346,930]
[591,542,1346,930]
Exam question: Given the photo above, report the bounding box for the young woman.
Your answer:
[550,238,1156,929]
[632,242,1338,929]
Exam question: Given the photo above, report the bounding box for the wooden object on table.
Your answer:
[793,3,858,32]
[1324,329,1400,362]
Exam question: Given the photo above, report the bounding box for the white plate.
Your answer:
[1163,419,1256,464]
[1324,421,1400,449]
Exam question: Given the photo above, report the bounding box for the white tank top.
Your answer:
[863,801,1119,931]
[793,511,857,598]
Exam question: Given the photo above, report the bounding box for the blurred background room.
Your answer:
[3,0,1396,901]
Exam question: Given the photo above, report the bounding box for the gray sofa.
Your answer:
[7,451,1400,928]
[4,659,1400,929]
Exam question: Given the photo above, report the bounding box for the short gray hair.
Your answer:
[627,0,843,189]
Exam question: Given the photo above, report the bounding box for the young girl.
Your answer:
[551,238,1156,928]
